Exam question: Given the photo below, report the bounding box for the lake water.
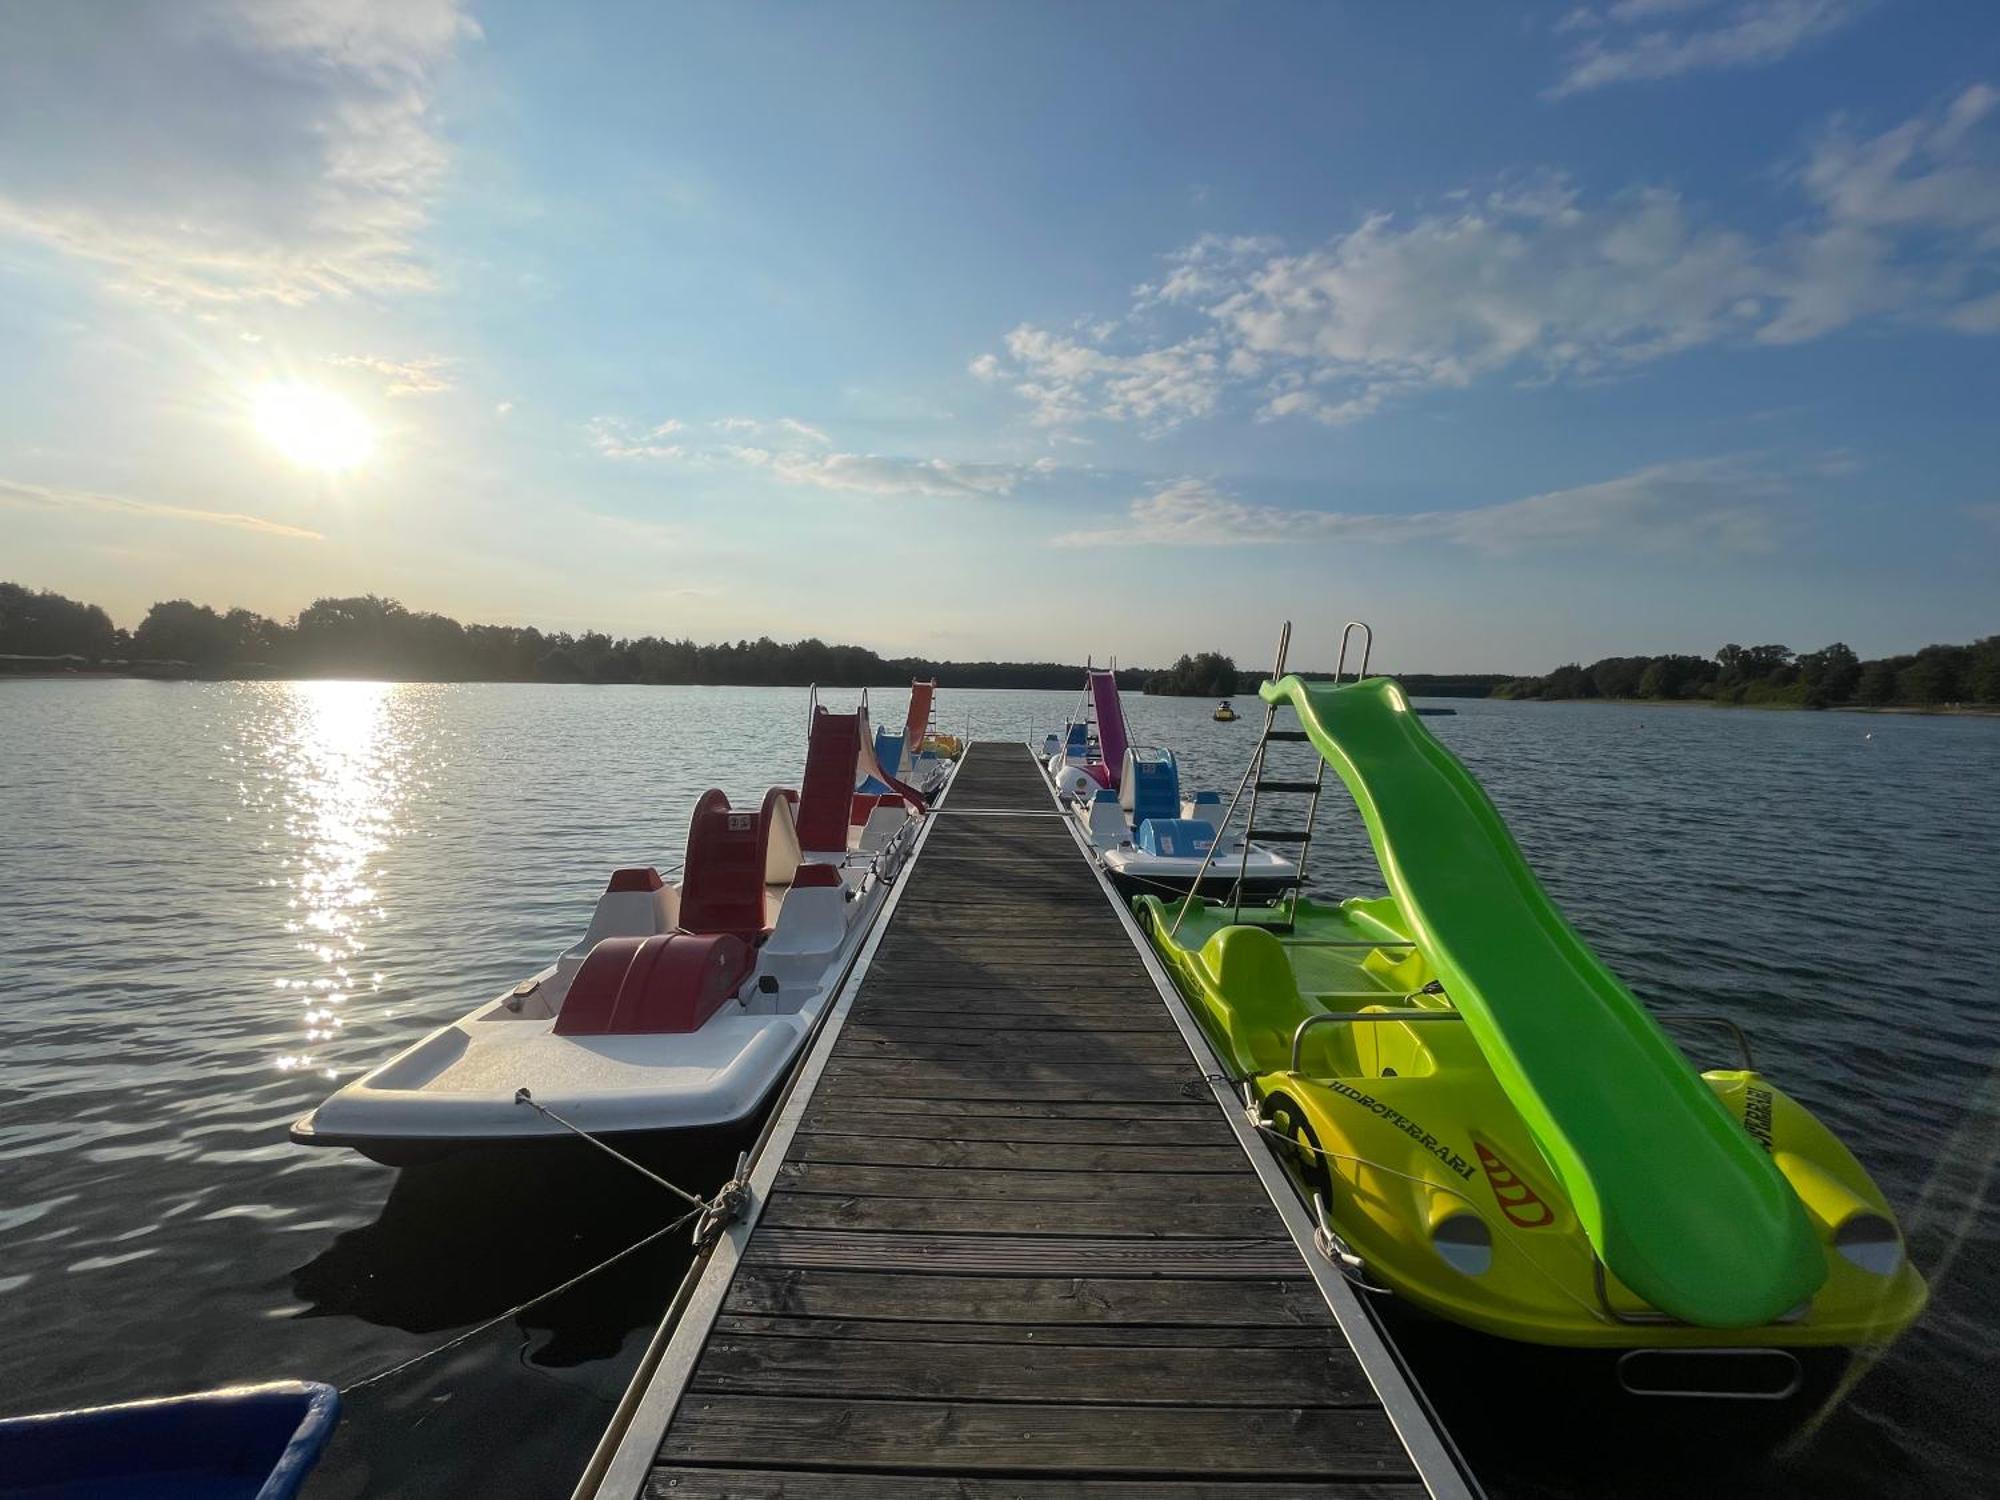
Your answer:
[0,680,1994,1497]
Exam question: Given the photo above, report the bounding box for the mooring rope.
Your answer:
[343,1089,752,1394]
[512,1088,708,1210]
[343,1205,702,1394]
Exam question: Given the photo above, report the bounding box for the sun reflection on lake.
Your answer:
[263,682,407,1076]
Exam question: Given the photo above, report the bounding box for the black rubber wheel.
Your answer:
[1264,1089,1334,1203]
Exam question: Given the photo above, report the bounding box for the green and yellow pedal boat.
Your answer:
[1135,673,1927,1357]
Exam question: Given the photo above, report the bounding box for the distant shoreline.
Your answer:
[1502,694,2000,718]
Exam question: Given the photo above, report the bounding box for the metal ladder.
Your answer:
[1171,620,1372,937]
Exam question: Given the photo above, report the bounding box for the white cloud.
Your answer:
[328,353,456,396]
[757,451,1033,500]
[1057,460,1784,554]
[587,417,685,461]
[978,88,2000,432]
[1,477,323,540]
[978,324,1223,432]
[589,416,1043,499]
[1551,0,1865,97]
[0,0,477,305]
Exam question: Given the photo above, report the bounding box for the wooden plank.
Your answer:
[707,1313,1343,1349]
[645,1469,1424,1498]
[659,1395,1414,1477]
[855,987,1170,1011]
[822,1056,1203,1084]
[859,970,1167,994]
[833,1033,1195,1065]
[724,1270,1330,1325]
[688,1333,1378,1406]
[810,1074,1203,1105]
[773,1162,1262,1203]
[797,1109,1234,1145]
[837,1009,1179,1033]
[757,1192,1279,1239]
[797,1095,1214,1122]
[742,1229,1308,1277]
[791,1134,1248,1173]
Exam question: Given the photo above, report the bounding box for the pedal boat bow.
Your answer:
[291,705,922,1163]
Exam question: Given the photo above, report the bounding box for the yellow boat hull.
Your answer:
[1138,895,1928,1350]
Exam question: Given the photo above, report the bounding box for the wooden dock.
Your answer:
[580,742,1476,1499]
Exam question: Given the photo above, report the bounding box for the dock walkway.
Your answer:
[586,742,1473,1498]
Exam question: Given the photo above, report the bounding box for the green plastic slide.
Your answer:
[1261,674,1823,1326]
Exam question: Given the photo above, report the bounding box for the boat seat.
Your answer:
[1120,747,1180,826]
[679,789,768,938]
[552,932,754,1035]
[760,787,803,926]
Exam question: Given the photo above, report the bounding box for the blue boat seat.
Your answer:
[1137,818,1217,858]
[1119,747,1180,828]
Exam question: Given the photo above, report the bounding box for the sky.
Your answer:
[1,0,1996,674]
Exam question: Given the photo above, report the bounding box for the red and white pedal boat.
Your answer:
[290,700,925,1163]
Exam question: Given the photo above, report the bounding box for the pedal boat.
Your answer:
[869,679,957,800]
[1214,699,1239,721]
[1135,672,1927,1361]
[1062,746,1295,898]
[291,703,924,1163]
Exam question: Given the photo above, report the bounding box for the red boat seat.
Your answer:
[553,932,754,1036]
[678,789,767,938]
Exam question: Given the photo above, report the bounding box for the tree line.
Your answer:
[1495,638,2000,709]
[0,583,1153,690]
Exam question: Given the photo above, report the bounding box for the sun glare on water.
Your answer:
[251,382,376,472]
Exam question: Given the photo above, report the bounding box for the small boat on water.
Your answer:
[1214,699,1238,721]
[292,694,925,1163]
[0,1380,338,1500]
[1043,666,1296,897]
[1136,625,1926,1390]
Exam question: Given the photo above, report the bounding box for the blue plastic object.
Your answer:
[1064,721,1090,756]
[0,1380,340,1500]
[872,728,904,772]
[1121,748,1181,826]
[1137,818,1216,858]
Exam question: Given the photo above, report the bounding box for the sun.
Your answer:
[252,382,376,472]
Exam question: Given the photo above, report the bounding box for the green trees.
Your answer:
[0,579,1155,688]
[1499,636,1993,710]
[0,582,119,660]
[1145,652,1238,697]
[1797,643,1861,705]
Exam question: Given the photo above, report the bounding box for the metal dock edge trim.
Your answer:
[1037,746,1483,1500]
[571,747,964,1500]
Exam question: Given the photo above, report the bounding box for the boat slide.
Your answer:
[1139,652,1924,1356]
[291,696,927,1161]
[1262,673,1823,1327]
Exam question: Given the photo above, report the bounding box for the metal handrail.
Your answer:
[1290,1007,1464,1072]
[1335,621,1373,683]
